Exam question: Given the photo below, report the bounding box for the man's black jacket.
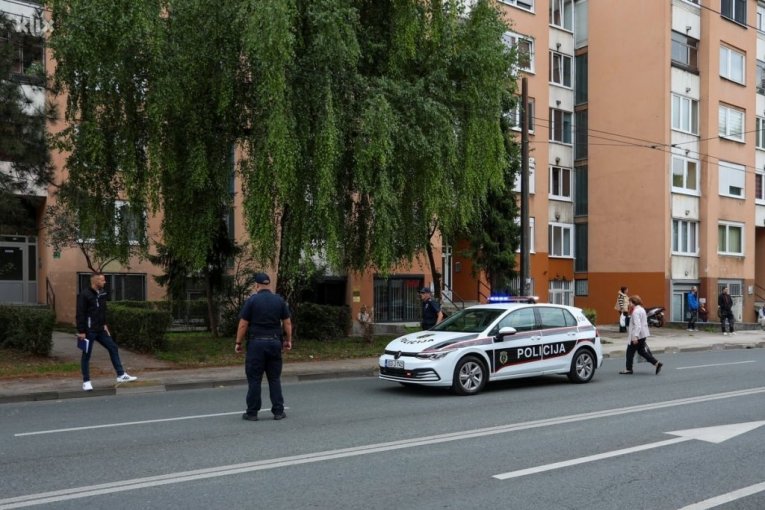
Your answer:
[76,287,108,334]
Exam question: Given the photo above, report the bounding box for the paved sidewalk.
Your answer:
[1,325,763,404]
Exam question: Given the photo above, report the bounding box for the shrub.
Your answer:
[582,308,597,325]
[294,303,351,341]
[108,304,172,352]
[0,305,55,356]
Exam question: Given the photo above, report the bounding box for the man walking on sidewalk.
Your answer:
[76,273,138,391]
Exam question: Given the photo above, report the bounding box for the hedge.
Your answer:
[295,304,351,341]
[0,305,55,356]
[107,304,172,353]
[116,299,209,328]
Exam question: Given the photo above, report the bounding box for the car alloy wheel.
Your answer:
[452,356,487,396]
[567,349,595,383]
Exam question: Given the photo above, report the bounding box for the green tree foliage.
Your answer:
[47,0,516,300]
[0,12,53,231]
[460,90,521,293]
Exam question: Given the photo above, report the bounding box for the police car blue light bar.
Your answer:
[488,295,539,304]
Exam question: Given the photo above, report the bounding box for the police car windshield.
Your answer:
[431,308,505,333]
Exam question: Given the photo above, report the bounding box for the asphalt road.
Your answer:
[1,349,764,510]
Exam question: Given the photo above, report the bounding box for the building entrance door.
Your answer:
[0,236,37,304]
[441,245,452,301]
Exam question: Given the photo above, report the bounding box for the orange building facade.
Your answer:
[4,0,765,328]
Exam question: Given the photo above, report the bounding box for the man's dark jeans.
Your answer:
[687,309,698,329]
[81,330,125,382]
[720,311,735,333]
[245,338,284,416]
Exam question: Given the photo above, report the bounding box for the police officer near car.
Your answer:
[236,272,292,421]
[418,287,444,330]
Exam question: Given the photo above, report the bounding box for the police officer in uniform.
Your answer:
[236,272,292,421]
[418,287,443,330]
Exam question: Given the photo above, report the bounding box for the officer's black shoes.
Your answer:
[273,412,287,421]
[242,413,259,421]
[655,362,663,375]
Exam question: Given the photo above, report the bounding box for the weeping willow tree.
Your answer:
[47,0,516,313]
[241,0,516,301]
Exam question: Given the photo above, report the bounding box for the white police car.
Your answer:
[378,302,602,395]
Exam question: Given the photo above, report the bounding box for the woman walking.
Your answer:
[619,295,663,375]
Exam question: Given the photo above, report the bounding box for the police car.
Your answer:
[378,302,602,395]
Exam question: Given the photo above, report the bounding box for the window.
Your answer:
[719,161,745,198]
[502,32,534,73]
[672,219,698,255]
[549,166,572,200]
[719,105,745,142]
[0,29,45,82]
[757,61,765,95]
[506,97,535,132]
[722,0,747,25]
[548,280,573,306]
[758,3,765,31]
[77,273,147,301]
[574,164,588,216]
[548,223,573,257]
[756,171,765,202]
[550,0,573,30]
[496,308,537,333]
[720,46,745,84]
[574,110,587,159]
[718,222,744,255]
[671,156,699,194]
[574,54,588,105]
[574,223,588,272]
[515,217,535,253]
[671,31,698,71]
[549,108,572,144]
[513,158,536,194]
[757,117,765,149]
[499,0,534,12]
[575,279,588,296]
[115,201,146,244]
[550,51,572,87]
[373,277,422,323]
[671,94,698,135]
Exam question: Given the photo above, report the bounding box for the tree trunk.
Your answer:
[425,242,441,300]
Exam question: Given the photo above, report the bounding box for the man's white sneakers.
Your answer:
[82,381,93,391]
[116,373,138,383]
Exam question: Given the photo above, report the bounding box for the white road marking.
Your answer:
[676,360,756,370]
[678,481,765,509]
[14,409,290,437]
[493,421,765,480]
[2,387,764,509]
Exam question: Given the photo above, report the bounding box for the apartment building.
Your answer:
[483,0,765,325]
[5,0,764,328]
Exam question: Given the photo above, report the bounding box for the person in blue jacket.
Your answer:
[686,286,699,331]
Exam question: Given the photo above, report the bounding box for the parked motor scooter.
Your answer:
[646,306,665,327]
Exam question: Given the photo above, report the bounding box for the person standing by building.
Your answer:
[236,272,292,421]
[718,286,735,336]
[418,287,443,330]
[76,273,138,391]
[687,286,699,331]
[615,286,630,333]
[619,295,663,375]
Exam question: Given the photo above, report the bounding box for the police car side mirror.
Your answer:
[495,326,517,342]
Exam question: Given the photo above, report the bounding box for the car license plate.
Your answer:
[385,359,404,369]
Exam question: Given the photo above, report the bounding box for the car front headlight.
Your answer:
[415,350,454,360]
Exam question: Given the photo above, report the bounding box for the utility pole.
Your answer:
[520,77,530,295]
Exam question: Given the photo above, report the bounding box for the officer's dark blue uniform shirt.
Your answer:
[421,298,441,329]
[240,290,291,339]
